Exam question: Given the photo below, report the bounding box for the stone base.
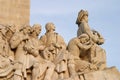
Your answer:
[80,66,120,80]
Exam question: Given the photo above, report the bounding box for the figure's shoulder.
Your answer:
[40,34,46,40]
[55,32,63,39]
[54,32,58,36]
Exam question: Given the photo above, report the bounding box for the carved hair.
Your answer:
[45,22,55,32]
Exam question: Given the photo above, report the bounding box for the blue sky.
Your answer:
[30,0,120,71]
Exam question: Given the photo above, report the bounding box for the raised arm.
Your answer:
[81,22,98,43]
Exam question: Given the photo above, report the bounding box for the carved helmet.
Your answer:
[76,9,88,25]
[45,22,55,32]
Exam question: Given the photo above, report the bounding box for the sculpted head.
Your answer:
[32,24,41,36]
[5,25,16,41]
[78,34,90,44]
[76,9,88,25]
[45,22,55,32]
[20,24,31,34]
[92,30,104,45]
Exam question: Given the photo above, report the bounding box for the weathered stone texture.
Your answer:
[84,67,120,80]
[0,0,30,26]
[0,8,120,80]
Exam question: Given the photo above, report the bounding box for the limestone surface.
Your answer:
[0,1,120,80]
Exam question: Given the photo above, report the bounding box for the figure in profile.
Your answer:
[67,10,107,79]
[74,9,107,71]
[76,10,97,43]
[40,23,68,80]
[40,22,66,62]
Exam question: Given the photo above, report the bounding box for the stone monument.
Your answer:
[0,0,30,26]
[0,1,120,80]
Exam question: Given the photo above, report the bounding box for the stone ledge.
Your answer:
[82,67,120,80]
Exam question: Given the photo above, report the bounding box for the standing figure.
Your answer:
[27,24,55,80]
[10,25,31,80]
[40,22,66,61]
[10,24,55,80]
[0,25,14,80]
[40,22,68,79]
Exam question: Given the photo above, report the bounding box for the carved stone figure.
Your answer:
[68,34,92,59]
[40,22,66,62]
[0,24,14,80]
[89,30,106,70]
[0,8,119,80]
[67,34,97,75]
[76,10,97,43]
[40,22,66,50]
[27,24,55,80]
[10,25,31,80]
[76,10,107,70]
[53,49,70,80]
[40,23,68,80]
[4,24,16,41]
[10,24,55,80]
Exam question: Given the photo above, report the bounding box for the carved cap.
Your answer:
[45,22,55,32]
[76,9,88,25]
